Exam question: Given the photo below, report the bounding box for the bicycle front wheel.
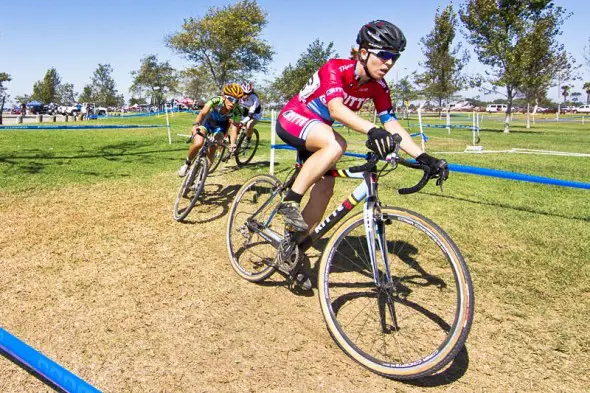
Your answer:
[318,206,474,379]
[226,174,284,282]
[209,143,225,174]
[173,157,209,221]
[235,128,259,166]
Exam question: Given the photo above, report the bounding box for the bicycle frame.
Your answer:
[251,164,393,287]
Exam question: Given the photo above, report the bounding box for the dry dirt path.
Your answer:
[0,170,583,392]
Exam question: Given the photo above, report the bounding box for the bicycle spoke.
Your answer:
[227,175,283,282]
[319,207,473,379]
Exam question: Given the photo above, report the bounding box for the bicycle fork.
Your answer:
[364,196,400,333]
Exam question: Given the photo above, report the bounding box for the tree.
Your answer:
[82,64,124,107]
[0,72,10,95]
[0,72,12,125]
[179,65,216,102]
[561,85,571,104]
[570,91,581,104]
[584,82,590,104]
[31,68,61,104]
[167,0,274,89]
[415,5,469,109]
[460,0,568,133]
[391,76,420,114]
[271,39,338,102]
[14,94,31,105]
[130,55,179,106]
[551,51,580,111]
[129,97,147,106]
[78,86,93,104]
[515,14,556,124]
[57,83,76,104]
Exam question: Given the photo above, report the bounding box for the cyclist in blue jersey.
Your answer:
[178,83,245,177]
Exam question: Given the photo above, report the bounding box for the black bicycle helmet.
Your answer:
[357,20,406,52]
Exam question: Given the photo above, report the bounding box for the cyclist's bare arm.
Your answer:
[327,98,375,134]
[384,119,423,158]
[192,103,212,134]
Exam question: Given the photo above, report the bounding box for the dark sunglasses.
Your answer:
[225,96,239,103]
[368,49,401,62]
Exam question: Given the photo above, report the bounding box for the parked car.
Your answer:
[572,105,590,114]
[486,104,508,113]
[81,103,108,116]
[29,103,58,115]
[450,100,475,111]
[560,106,575,113]
[534,106,549,113]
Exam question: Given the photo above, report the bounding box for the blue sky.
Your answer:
[1,0,588,105]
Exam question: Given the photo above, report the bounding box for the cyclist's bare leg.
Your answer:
[290,124,346,196]
[228,122,239,151]
[245,119,258,138]
[205,132,224,164]
[188,125,207,161]
[302,175,335,232]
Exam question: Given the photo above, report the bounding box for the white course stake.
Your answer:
[270,110,276,175]
[165,104,171,144]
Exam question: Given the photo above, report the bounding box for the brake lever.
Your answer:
[436,176,445,192]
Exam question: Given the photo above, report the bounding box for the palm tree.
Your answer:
[561,85,571,104]
[584,82,590,104]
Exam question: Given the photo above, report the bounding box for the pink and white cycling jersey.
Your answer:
[295,58,395,124]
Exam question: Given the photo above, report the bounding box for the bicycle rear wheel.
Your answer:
[173,157,209,221]
[226,174,284,282]
[235,128,259,166]
[318,206,473,379]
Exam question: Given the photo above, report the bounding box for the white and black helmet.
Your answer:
[356,20,406,52]
[241,81,254,94]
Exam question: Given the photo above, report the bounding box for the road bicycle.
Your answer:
[173,124,260,221]
[173,130,220,221]
[226,141,474,379]
[208,124,260,173]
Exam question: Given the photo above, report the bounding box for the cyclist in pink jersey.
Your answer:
[276,20,449,239]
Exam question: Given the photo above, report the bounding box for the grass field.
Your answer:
[1,112,589,392]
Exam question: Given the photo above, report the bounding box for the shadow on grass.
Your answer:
[1,141,186,175]
[422,191,589,222]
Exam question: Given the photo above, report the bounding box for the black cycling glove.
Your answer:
[367,127,397,158]
[416,153,449,181]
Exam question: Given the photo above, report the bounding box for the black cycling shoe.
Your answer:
[294,271,312,291]
[277,201,308,233]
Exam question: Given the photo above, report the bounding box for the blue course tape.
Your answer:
[0,125,166,130]
[410,132,429,141]
[410,123,477,130]
[448,163,590,190]
[271,144,590,190]
[0,328,101,393]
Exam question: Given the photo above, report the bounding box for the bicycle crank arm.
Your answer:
[245,221,282,248]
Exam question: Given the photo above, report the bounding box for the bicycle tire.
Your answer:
[235,128,259,166]
[209,143,226,174]
[317,206,474,379]
[173,157,209,221]
[226,174,284,282]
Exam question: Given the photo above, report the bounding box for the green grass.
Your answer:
[1,111,589,387]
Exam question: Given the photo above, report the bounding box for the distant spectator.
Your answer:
[20,102,26,115]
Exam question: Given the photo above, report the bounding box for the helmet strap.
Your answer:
[358,49,375,81]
